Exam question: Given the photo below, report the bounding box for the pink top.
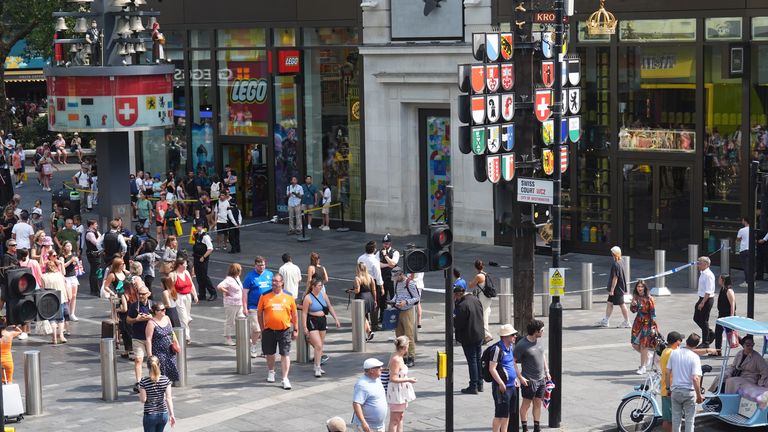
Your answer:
[19,259,43,288]
[218,276,243,306]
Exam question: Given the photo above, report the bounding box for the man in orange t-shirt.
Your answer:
[257,273,298,390]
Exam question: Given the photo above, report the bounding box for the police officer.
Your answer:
[378,233,400,324]
[192,220,215,300]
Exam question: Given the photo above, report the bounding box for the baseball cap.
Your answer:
[363,358,384,370]
[32,208,42,216]
[390,266,403,276]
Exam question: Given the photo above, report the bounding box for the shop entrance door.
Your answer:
[222,143,270,218]
[621,162,692,260]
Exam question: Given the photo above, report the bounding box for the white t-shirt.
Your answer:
[737,226,750,252]
[215,199,230,224]
[697,267,716,298]
[75,170,90,188]
[322,187,331,206]
[12,222,35,249]
[667,347,702,391]
[287,184,303,207]
[358,253,383,286]
[279,262,302,298]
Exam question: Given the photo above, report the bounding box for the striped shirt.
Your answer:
[139,376,170,414]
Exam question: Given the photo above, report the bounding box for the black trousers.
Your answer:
[194,257,215,298]
[693,297,714,344]
[740,250,753,285]
[88,255,101,296]
[228,227,240,252]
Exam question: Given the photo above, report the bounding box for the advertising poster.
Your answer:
[274,121,300,215]
[426,116,451,224]
[192,122,214,174]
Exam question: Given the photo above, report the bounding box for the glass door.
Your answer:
[222,143,269,218]
[622,162,692,259]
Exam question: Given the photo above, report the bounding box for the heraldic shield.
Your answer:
[486,64,500,93]
[568,88,581,114]
[541,119,554,146]
[542,148,555,175]
[541,61,554,88]
[502,123,515,151]
[485,33,500,62]
[471,96,485,124]
[501,63,515,91]
[487,154,501,184]
[500,33,513,61]
[501,93,515,122]
[560,145,569,173]
[487,125,500,153]
[486,94,500,123]
[473,33,485,61]
[471,64,485,94]
[568,115,581,143]
[534,89,552,122]
[568,58,581,86]
[471,126,486,155]
[501,153,515,182]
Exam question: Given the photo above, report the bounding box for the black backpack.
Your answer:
[480,341,507,383]
[480,271,497,298]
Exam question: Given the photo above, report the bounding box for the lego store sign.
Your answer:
[278,50,301,74]
[229,79,268,104]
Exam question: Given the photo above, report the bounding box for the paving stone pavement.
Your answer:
[3,166,762,431]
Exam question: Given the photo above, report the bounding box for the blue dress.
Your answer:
[151,320,179,382]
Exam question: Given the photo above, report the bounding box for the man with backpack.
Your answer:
[391,267,420,367]
[453,286,485,394]
[486,323,519,432]
[192,220,215,301]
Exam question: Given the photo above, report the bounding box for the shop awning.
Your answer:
[4,70,45,83]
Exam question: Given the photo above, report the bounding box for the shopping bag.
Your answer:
[727,329,741,349]
[174,219,183,236]
[20,172,27,182]
[189,227,197,245]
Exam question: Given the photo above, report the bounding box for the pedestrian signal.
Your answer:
[428,224,453,271]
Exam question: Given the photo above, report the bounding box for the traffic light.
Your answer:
[428,223,453,271]
[4,269,61,325]
[404,246,429,273]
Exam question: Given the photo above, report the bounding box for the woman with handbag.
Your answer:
[302,278,341,377]
[713,274,736,356]
[103,258,132,358]
[217,263,244,346]
[630,280,659,375]
[145,303,180,384]
[387,335,417,432]
[161,235,178,274]
[468,260,493,344]
[160,276,180,328]
[353,262,376,341]
[171,257,198,344]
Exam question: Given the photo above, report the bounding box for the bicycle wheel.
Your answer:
[616,394,658,432]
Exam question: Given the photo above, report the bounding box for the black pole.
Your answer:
[548,1,564,428]
[444,185,454,432]
[749,160,758,318]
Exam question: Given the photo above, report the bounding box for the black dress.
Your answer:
[355,278,376,316]
[714,286,735,350]
[150,319,179,382]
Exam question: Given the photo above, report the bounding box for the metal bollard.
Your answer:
[651,250,671,296]
[623,256,633,304]
[689,244,699,291]
[24,351,42,414]
[296,309,310,363]
[721,239,730,274]
[99,338,118,402]
[542,271,550,317]
[581,263,593,310]
[499,278,513,324]
[235,317,251,375]
[352,299,366,353]
[173,327,187,387]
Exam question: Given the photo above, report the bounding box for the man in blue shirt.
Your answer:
[453,268,468,291]
[489,323,519,432]
[243,256,273,358]
[352,358,388,432]
[301,175,318,230]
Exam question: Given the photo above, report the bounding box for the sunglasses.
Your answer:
[156,308,166,312]
[139,292,150,296]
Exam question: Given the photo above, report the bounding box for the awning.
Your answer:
[4,70,45,83]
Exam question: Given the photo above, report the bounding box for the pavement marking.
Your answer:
[563,342,627,352]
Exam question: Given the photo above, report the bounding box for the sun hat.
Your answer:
[363,358,384,370]
[498,324,517,337]
[42,236,53,246]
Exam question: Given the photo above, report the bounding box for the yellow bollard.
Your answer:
[436,351,447,380]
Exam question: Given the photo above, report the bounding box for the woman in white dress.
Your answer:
[387,335,417,432]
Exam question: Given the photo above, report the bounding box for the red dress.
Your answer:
[630,296,658,348]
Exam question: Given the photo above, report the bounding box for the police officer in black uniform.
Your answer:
[378,233,400,325]
[192,219,215,300]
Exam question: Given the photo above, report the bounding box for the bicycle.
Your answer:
[616,335,665,432]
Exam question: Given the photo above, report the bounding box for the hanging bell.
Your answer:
[112,0,131,6]
[127,43,136,54]
[117,43,128,56]
[70,43,79,53]
[133,0,147,5]
[130,16,145,32]
[135,42,146,52]
[147,16,157,29]
[74,17,88,33]
[114,17,130,35]
[55,17,69,32]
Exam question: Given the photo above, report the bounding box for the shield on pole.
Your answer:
[542,32,554,59]
[471,127,486,155]
[568,88,581,114]
[500,33,513,61]
[457,64,471,92]
[542,149,555,176]
[502,123,515,151]
[486,64,500,93]
[560,117,568,144]
[561,60,567,88]
[562,89,567,114]
[534,89,553,122]
[541,119,554,145]
[568,58,581,86]
[471,96,485,124]
[487,155,501,184]
[486,94,500,123]
[568,115,582,143]
[501,63,515,91]
[560,145,569,173]
[115,97,139,127]
[472,33,485,61]
[501,93,515,121]
[541,61,554,88]
[502,153,515,182]
[486,33,500,62]
[487,125,500,153]
[471,64,485,94]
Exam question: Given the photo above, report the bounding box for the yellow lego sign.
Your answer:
[549,268,565,296]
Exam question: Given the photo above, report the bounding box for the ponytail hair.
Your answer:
[148,356,161,383]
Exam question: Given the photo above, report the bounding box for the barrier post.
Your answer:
[720,239,730,274]
[296,308,311,363]
[581,263,593,310]
[352,299,366,352]
[99,338,118,401]
[651,250,671,296]
[173,327,187,387]
[499,277,512,324]
[297,209,311,242]
[623,256,633,304]
[689,244,699,291]
[24,351,43,414]
[542,271,550,317]
[235,317,251,375]
[337,203,350,232]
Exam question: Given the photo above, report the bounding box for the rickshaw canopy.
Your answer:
[715,316,768,336]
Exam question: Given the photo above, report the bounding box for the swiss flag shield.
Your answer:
[115,97,139,127]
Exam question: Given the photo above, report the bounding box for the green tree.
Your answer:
[0,0,68,131]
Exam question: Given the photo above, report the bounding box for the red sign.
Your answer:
[278,50,301,74]
[532,11,569,23]
[115,97,139,127]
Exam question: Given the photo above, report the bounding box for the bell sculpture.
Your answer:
[133,0,147,5]
[112,0,131,6]
[130,16,145,32]
[55,17,69,32]
[114,17,131,35]
[147,16,157,29]
[74,17,88,33]
[70,43,79,53]
[117,43,128,56]
[135,42,146,52]
[127,43,136,54]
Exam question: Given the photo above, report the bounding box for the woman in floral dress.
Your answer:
[630,280,659,375]
[145,303,179,383]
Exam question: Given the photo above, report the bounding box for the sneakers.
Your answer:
[314,367,322,378]
[595,318,609,328]
[267,370,276,383]
[70,314,79,322]
[250,346,258,359]
[307,224,312,230]
[405,357,415,367]
[282,378,292,390]
[17,332,28,340]
[461,386,478,395]
[319,367,326,375]
[224,339,236,346]
[740,282,748,288]
[320,225,330,231]
[635,366,646,375]
[619,321,632,328]
[366,331,375,342]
